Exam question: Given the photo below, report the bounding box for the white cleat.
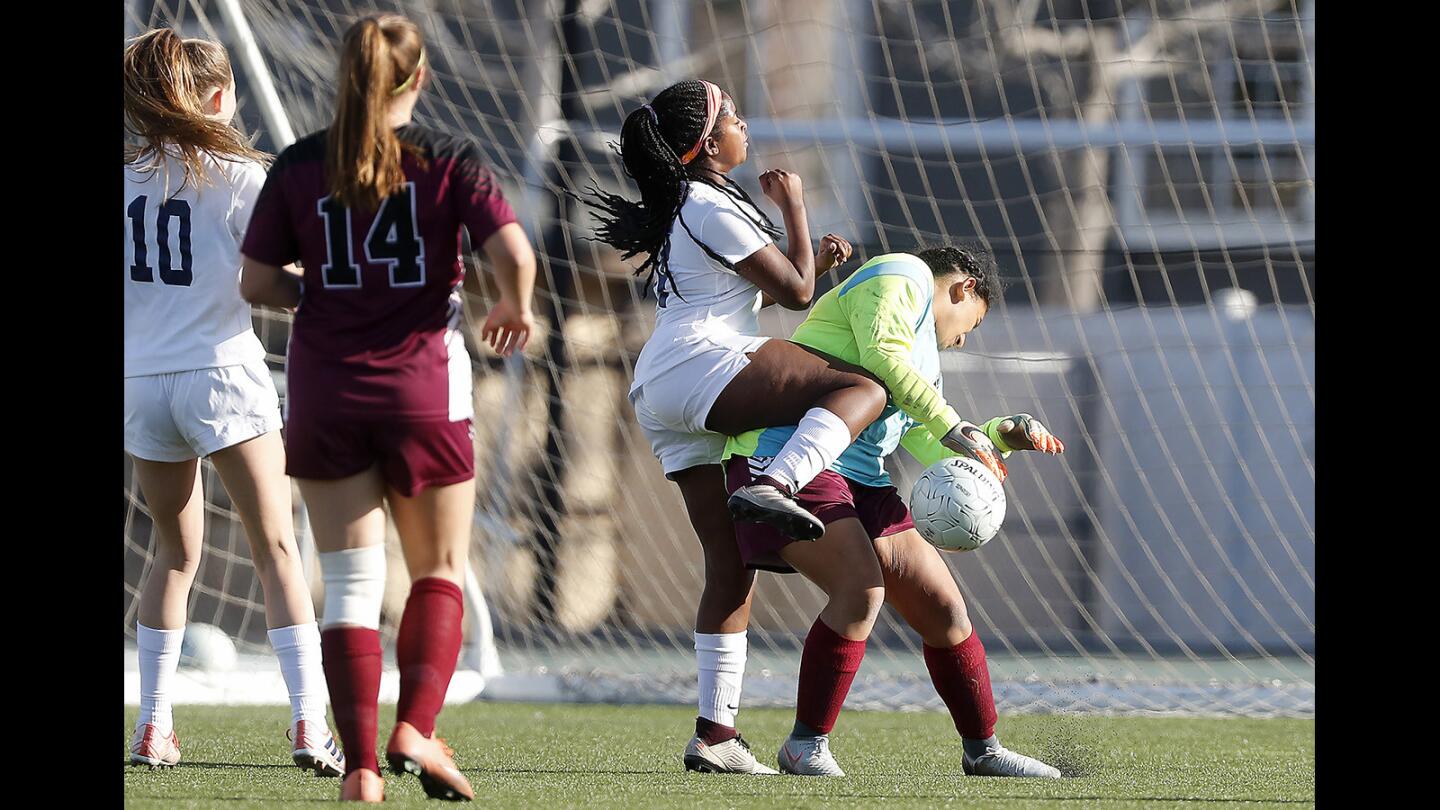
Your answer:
[728,485,825,541]
[684,734,779,774]
[962,746,1062,778]
[290,719,346,777]
[129,723,181,769]
[777,734,846,776]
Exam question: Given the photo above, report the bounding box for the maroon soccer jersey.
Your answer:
[242,125,516,421]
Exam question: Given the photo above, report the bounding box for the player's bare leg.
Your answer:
[773,519,886,776]
[708,341,888,541]
[210,432,344,777]
[130,457,204,768]
[672,466,776,775]
[301,469,390,802]
[209,432,312,627]
[875,529,1059,779]
[383,478,476,802]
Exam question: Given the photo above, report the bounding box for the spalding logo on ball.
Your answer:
[909,456,1006,551]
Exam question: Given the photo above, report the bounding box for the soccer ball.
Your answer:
[180,623,238,672]
[909,456,1006,552]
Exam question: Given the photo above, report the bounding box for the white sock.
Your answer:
[319,545,387,630]
[759,407,852,492]
[695,631,747,727]
[137,623,184,736]
[268,622,329,727]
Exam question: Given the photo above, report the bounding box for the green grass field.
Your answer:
[123,703,1314,808]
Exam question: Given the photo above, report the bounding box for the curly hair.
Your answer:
[914,242,1006,305]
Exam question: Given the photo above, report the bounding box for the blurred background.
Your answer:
[124,0,1313,716]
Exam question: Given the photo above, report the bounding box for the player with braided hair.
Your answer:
[576,80,1008,774]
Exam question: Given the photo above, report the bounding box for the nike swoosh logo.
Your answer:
[725,703,738,711]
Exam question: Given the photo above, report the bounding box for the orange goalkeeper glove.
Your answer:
[939,421,1010,483]
[981,413,1065,455]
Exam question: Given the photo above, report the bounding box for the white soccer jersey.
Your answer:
[124,151,268,377]
[630,181,774,390]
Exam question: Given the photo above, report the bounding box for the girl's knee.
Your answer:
[927,600,972,646]
[247,535,299,576]
[951,610,973,642]
[861,585,887,623]
[833,584,885,628]
[154,535,203,574]
[853,376,888,419]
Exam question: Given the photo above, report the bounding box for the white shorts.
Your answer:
[629,332,769,478]
[124,360,283,462]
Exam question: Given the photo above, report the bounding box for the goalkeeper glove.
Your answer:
[939,421,1009,483]
[981,413,1065,455]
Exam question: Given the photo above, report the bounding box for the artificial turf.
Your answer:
[123,702,1314,808]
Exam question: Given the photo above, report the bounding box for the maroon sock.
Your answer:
[395,577,465,738]
[923,633,998,740]
[794,617,867,734]
[695,716,739,745]
[321,626,383,775]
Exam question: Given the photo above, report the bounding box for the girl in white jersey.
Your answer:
[577,79,893,774]
[123,30,342,775]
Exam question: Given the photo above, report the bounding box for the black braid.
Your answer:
[572,80,781,300]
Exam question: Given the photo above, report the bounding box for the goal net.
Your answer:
[124,0,1314,717]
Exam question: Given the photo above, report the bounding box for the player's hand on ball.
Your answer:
[940,421,1009,483]
[815,233,853,273]
[481,297,534,358]
[983,413,1065,454]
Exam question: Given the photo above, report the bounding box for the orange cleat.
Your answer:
[339,768,385,802]
[385,721,474,802]
[129,723,181,769]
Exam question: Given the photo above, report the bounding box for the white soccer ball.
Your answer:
[909,456,1006,552]
[180,623,238,672]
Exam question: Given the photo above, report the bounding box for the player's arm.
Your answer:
[452,141,536,358]
[237,157,303,310]
[240,258,303,310]
[844,274,1009,480]
[899,422,956,468]
[468,223,536,358]
[843,275,960,439]
[732,170,853,309]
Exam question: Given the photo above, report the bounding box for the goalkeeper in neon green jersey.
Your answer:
[721,244,1066,778]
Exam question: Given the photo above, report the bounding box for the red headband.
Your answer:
[679,81,724,165]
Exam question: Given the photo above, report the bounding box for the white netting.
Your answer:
[124,0,1314,716]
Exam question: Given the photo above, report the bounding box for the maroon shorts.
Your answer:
[284,416,475,498]
[724,455,916,574]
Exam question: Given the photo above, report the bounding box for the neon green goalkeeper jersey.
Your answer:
[724,252,961,486]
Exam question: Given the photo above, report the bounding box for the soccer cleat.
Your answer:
[385,721,475,802]
[962,746,1062,779]
[290,719,346,777]
[129,723,181,769]
[683,734,779,774]
[727,485,825,541]
[340,768,385,802]
[777,734,846,776]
